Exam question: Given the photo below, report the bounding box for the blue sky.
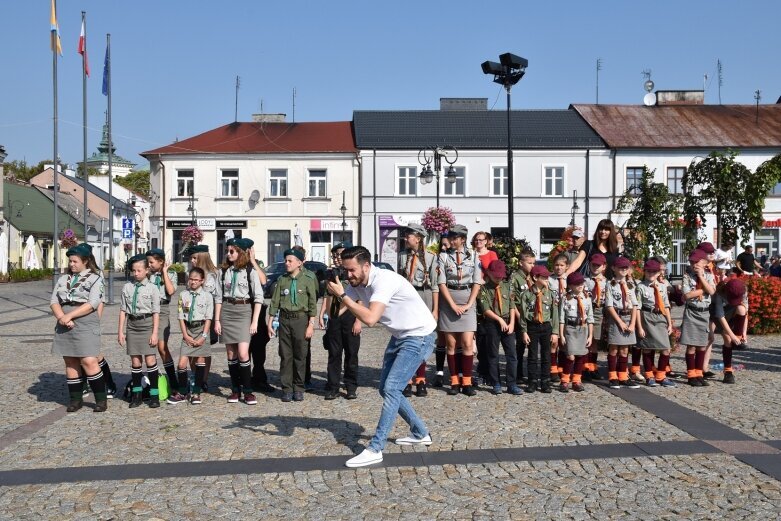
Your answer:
[2,0,779,166]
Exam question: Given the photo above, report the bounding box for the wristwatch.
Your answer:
[201,333,208,339]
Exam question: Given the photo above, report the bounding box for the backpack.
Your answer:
[221,265,255,300]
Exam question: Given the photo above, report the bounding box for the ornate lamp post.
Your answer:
[418,146,458,208]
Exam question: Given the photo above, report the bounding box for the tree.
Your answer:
[76,163,102,178]
[115,170,150,198]
[2,159,47,182]
[683,150,781,250]
[616,166,682,260]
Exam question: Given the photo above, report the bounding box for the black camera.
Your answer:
[325,267,345,283]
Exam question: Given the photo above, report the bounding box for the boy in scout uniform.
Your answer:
[511,249,536,384]
[398,224,438,397]
[477,260,522,395]
[118,254,162,408]
[268,248,318,402]
[518,265,559,393]
[583,253,608,380]
[176,267,214,404]
[145,248,181,400]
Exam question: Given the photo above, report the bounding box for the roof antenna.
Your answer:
[292,87,296,123]
[717,59,723,104]
[642,70,655,106]
[595,58,602,104]
[234,75,240,122]
[755,89,762,124]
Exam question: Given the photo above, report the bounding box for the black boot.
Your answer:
[540,380,552,393]
[416,383,428,397]
[66,399,83,413]
[526,380,539,393]
[128,392,143,408]
[461,385,476,397]
[93,400,108,413]
[402,384,413,397]
[447,385,461,395]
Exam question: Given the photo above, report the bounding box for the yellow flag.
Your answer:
[50,0,62,55]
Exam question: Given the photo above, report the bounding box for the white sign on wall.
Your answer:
[196,218,216,231]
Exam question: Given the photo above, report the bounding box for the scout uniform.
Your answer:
[636,264,675,387]
[146,250,178,343]
[120,272,161,357]
[476,267,520,393]
[176,285,214,398]
[710,278,747,384]
[547,273,567,380]
[511,268,533,382]
[188,244,220,345]
[269,248,318,398]
[584,255,607,379]
[680,249,717,386]
[559,272,594,391]
[605,280,638,346]
[518,266,559,391]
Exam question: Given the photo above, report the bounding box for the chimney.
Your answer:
[655,90,704,105]
[252,113,287,123]
[440,98,488,111]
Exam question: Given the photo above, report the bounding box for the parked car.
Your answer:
[262,261,328,299]
[372,261,395,272]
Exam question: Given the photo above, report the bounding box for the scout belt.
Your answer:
[281,310,303,319]
[60,301,83,306]
[446,283,469,290]
[128,313,153,321]
[686,302,709,311]
[641,305,665,313]
[186,320,205,327]
[565,318,586,326]
[224,297,251,304]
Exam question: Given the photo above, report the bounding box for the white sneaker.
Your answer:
[395,434,433,446]
[345,448,383,468]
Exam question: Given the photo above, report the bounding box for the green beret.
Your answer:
[145,248,165,258]
[227,238,253,251]
[66,243,92,258]
[189,245,209,254]
[332,242,353,252]
[284,248,305,262]
[126,254,147,271]
[447,224,469,237]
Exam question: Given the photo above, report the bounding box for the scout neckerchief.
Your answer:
[493,283,503,316]
[455,249,463,282]
[188,289,198,322]
[593,276,602,307]
[67,269,89,295]
[576,292,586,325]
[619,279,629,311]
[406,251,417,283]
[534,287,544,323]
[230,267,238,298]
[653,282,667,315]
[695,272,704,301]
[289,274,298,306]
[131,280,144,314]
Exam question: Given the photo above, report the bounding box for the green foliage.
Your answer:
[76,163,102,178]
[683,150,781,250]
[2,160,47,182]
[169,263,186,273]
[115,170,151,198]
[492,237,534,274]
[616,166,682,260]
[8,268,54,282]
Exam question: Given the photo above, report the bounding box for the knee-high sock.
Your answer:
[685,351,696,378]
[642,351,656,380]
[435,345,446,372]
[456,348,463,375]
[461,354,474,386]
[131,367,143,393]
[557,349,567,374]
[86,371,107,401]
[550,344,559,375]
[617,355,629,381]
[723,345,734,370]
[656,353,670,382]
[99,358,115,388]
[447,353,459,386]
[694,349,706,377]
[561,358,573,384]
[607,354,618,381]
[631,346,642,374]
[239,358,253,393]
[177,369,189,395]
[194,362,207,393]
[227,358,240,392]
[67,378,83,401]
[147,364,159,397]
[415,363,427,384]
[573,356,586,383]
[162,360,177,387]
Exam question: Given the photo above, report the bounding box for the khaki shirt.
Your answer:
[548,275,567,303]
[477,280,516,321]
[510,270,532,309]
[149,269,178,303]
[518,286,560,333]
[202,271,220,300]
[636,280,671,311]
[50,269,104,310]
[604,280,639,311]
[215,266,263,304]
[683,270,715,306]
[120,279,161,315]
[437,248,482,287]
[177,287,214,322]
[398,249,439,291]
[269,269,318,317]
[585,275,607,308]
[561,292,594,325]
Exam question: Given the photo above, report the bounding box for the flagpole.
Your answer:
[106,33,115,304]
[81,12,88,253]
[52,0,60,288]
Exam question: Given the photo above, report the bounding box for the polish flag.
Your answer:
[78,19,89,76]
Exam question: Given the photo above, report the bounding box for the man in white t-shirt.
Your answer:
[327,246,437,468]
[714,243,734,274]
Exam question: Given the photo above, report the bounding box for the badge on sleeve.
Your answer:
[283,289,290,296]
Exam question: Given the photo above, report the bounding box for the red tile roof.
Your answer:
[572,104,781,148]
[142,121,356,156]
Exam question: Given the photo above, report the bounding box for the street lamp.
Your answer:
[418,146,458,208]
[570,190,580,226]
[482,52,528,239]
[339,191,347,242]
[186,191,196,225]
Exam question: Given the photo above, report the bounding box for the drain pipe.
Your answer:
[373,149,378,260]
[584,149,590,237]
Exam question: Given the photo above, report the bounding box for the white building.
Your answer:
[85,122,136,178]
[142,117,358,265]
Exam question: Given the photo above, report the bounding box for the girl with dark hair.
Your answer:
[568,219,622,278]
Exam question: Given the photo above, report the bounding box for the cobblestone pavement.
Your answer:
[1,279,780,519]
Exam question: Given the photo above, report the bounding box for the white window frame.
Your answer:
[396,166,418,197]
[307,168,327,198]
[541,165,565,197]
[490,165,508,197]
[666,166,686,195]
[268,169,288,198]
[626,166,644,195]
[220,169,239,198]
[176,169,194,198]
[442,166,466,197]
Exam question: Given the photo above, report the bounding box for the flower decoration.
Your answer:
[421,207,455,236]
[546,226,583,269]
[59,228,78,249]
[743,274,781,335]
[181,225,204,245]
[492,237,534,273]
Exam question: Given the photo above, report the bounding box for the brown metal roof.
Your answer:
[572,104,781,148]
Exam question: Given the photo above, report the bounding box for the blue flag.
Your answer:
[101,43,109,96]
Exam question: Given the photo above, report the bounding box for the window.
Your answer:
[492,167,507,196]
[269,169,288,198]
[308,169,327,198]
[667,167,685,194]
[443,166,465,196]
[626,167,644,195]
[770,182,781,196]
[543,167,564,196]
[176,170,194,197]
[220,169,239,197]
[540,227,566,258]
[397,167,417,196]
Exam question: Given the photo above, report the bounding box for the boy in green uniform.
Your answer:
[518,265,560,393]
[511,249,536,383]
[268,248,318,402]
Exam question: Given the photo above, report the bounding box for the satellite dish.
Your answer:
[248,189,260,210]
[644,79,655,93]
[643,93,657,106]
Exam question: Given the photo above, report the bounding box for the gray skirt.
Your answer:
[220,302,252,344]
[607,312,637,346]
[159,302,172,342]
[126,315,157,356]
[415,288,434,312]
[592,306,606,343]
[51,307,101,358]
[179,322,211,358]
[438,288,476,333]
[563,324,589,356]
[638,311,671,350]
[680,305,710,346]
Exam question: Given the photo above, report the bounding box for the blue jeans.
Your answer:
[368,332,435,452]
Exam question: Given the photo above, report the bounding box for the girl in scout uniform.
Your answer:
[437,224,483,396]
[214,238,263,405]
[119,255,161,408]
[476,260,522,395]
[548,253,569,383]
[604,256,640,389]
[145,249,181,401]
[518,265,559,393]
[680,249,716,387]
[558,272,593,393]
[399,224,438,397]
[710,278,748,384]
[188,245,219,390]
[583,253,607,381]
[432,236,451,388]
[50,243,109,413]
[176,267,214,404]
[636,259,676,388]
